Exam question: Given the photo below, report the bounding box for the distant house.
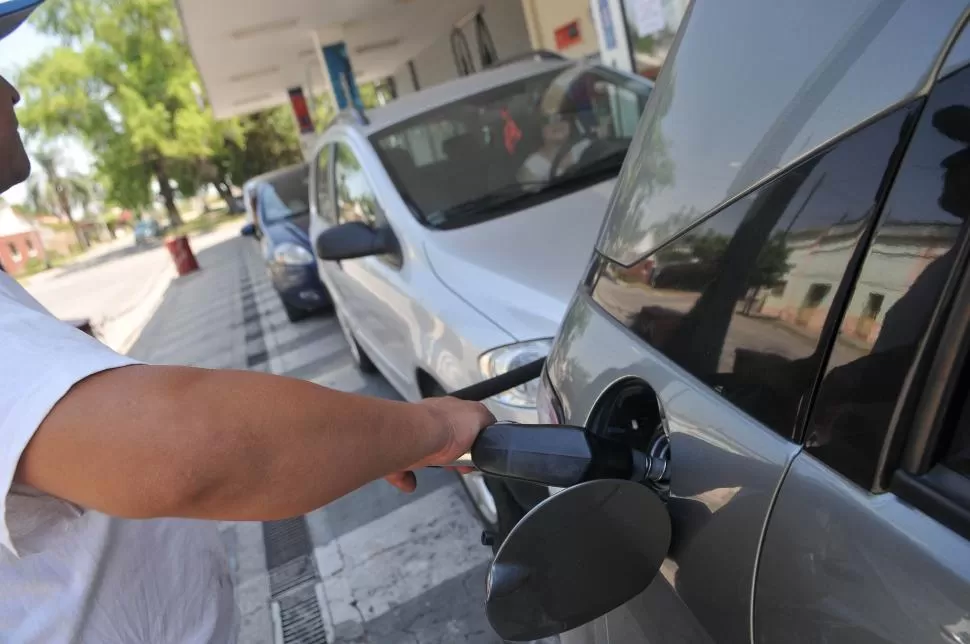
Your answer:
[0,203,45,275]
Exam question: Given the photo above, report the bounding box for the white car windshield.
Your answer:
[370,64,651,229]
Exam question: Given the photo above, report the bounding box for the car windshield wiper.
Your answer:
[427,185,543,225]
[555,149,628,182]
[425,150,629,226]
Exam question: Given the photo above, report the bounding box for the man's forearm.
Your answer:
[18,365,450,521]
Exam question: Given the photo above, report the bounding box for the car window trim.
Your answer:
[891,465,970,541]
[888,222,970,539]
[333,137,391,228]
[794,102,927,459]
[314,144,335,222]
[332,136,404,271]
[898,227,970,478]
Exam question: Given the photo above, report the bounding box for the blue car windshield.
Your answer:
[260,166,310,224]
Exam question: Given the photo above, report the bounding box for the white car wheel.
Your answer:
[459,470,499,527]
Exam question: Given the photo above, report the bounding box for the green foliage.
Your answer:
[23,257,49,276]
[17,0,232,216]
[359,83,380,110]
[16,0,307,219]
[751,233,793,291]
[229,106,303,182]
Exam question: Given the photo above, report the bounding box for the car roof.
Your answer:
[244,162,308,188]
[357,58,575,134]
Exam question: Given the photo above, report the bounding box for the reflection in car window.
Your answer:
[315,145,334,223]
[260,165,310,224]
[597,0,967,267]
[941,23,970,79]
[334,142,381,228]
[807,66,970,487]
[620,0,688,81]
[591,105,915,438]
[370,64,650,228]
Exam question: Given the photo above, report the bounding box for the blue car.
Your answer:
[241,163,331,322]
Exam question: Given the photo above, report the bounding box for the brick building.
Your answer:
[0,203,45,275]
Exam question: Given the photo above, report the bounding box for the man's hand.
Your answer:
[385,397,494,493]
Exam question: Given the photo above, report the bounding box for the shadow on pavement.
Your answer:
[55,240,161,278]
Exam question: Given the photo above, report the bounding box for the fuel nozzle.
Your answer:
[452,423,668,488]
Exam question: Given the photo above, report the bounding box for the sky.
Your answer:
[0,19,94,204]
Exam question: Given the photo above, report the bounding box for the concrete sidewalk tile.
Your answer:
[132,236,511,643]
[363,563,498,644]
[311,486,490,627]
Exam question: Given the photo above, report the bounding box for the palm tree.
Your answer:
[33,148,88,250]
[24,176,53,217]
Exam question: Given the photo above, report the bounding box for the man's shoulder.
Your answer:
[0,272,51,316]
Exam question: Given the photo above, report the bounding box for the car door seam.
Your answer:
[749,445,802,644]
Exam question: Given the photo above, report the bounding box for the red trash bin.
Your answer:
[164,235,200,276]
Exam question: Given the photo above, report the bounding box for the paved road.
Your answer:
[23,225,240,351]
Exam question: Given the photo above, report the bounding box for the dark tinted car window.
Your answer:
[334,142,382,228]
[947,399,970,478]
[591,104,915,438]
[807,66,970,487]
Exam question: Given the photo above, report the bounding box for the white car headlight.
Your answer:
[479,338,553,408]
[274,243,314,265]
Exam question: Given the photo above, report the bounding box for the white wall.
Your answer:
[391,0,533,96]
[523,0,598,59]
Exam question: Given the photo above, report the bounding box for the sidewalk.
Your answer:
[128,235,502,644]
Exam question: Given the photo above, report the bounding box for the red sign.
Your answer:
[501,109,522,155]
[554,20,582,50]
[288,87,315,135]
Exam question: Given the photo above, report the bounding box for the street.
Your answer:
[58,232,506,644]
[23,225,242,352]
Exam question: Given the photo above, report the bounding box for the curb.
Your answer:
[114,264,177,355]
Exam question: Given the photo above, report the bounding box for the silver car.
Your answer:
[307,56,652,540]
[483,0,970,642]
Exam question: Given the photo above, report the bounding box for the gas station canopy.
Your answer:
[176,0,510,118]
[175,0,688,121]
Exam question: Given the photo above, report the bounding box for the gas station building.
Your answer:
[175,0,689,153]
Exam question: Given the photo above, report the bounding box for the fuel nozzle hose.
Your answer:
[463,423,669,488]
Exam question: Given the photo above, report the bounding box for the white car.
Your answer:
[308,55,652,543]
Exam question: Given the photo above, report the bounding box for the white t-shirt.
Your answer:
[0,273,237,643]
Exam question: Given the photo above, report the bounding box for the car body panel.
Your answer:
[309,67,648,424]
[309,129,519,405]
[548,294,799,644]
[754,454,970,644]
[753,58,970,644]
[544,2,970,642]
[422,180,615,341]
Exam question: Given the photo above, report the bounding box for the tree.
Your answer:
[229,106,304,182]
[23,176,53,217]
[32,148,88,249]
[16,0,237,226]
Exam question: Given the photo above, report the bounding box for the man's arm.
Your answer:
[15,365,491,521]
